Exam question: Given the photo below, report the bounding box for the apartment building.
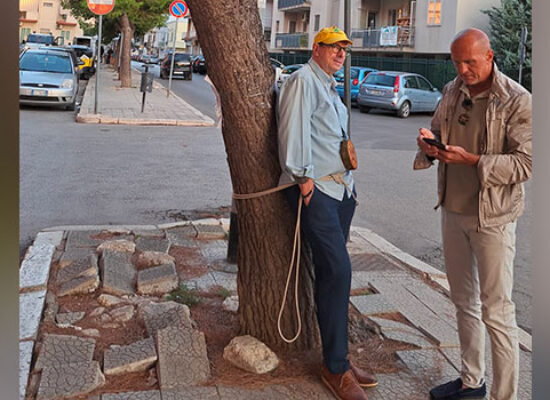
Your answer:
[19,0,84,45]
[270,0,500,56]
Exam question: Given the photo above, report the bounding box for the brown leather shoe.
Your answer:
[321,365,368,400]
[350,360,378,388]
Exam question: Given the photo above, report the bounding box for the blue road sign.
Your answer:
[169,0,188,18]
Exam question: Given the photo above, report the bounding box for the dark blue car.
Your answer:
[335,66,377,104]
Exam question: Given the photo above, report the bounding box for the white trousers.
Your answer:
[441,208,519,400]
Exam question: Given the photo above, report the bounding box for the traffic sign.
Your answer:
[87,0,115,15]
[169,0,188,18]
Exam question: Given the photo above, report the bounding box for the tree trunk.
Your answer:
[187,0,319,351]
[119,13,134,88]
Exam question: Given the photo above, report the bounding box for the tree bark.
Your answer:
[187,0,319,351]
[119,13,134,88]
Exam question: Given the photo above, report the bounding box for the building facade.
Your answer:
[269,0,500,56]
[19,0,84,45]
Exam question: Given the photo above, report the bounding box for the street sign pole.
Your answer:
[518,26,527,85]
[344,0,351,136]
[94,14,102,114]
[167,17,178,98]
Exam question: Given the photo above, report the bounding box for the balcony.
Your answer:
[274,33,309,50]
[278,0,311,12]
[350,26,414,49]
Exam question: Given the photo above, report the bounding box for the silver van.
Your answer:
[357,71,442,118]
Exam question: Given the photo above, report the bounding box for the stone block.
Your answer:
[36,361,105,400]
[223,335,279,374]
[102,391,161,400]
[383,328,434,348]
[20,341,34,400]
[137,264,179,295]
[101,249,136,296]
[103,337,157,376]
[368,372,428,400]
[65,230,103,249]
[56,254,98,285]
[195,224,226,240]
[404,282,457,324]
[156,326,210,389]
[98,294,125,307]
[161,387,219,400]
[20,242,55,290]
[109,305,135,322]
[350,294,398,316]
[137,252,176,268]
[211,271,237,292]
[222,296,238,313]
[20,290,47,340]
[350,253,401,273]
[136,237,171,253]
[56,311,85,326]
[138,301,193,336]
[396,349,459,388]
[35,334,96,371]
[57,274,99,297]
[97,240,136,254]
[35,231,64,247]
[59,247,96,268]
[133,229,165,238]
[166,226,197,245]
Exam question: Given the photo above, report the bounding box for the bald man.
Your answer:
[414,29,532,400]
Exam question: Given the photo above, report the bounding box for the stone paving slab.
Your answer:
[20,340,34,400]
[396,349,459,389]
[200,247,227,263]
[65,230,103,249]
[58,247,96,267]
[138,301,193,336]
[350,294,399,315]
[35,231,64,247]
[103,337,157,375]
[369,278,459,347]
[20,289,47,340]
[56,254,99,285]
[36,361,105,400]
[368,372,428,400]
[350,253,402,273]
[132,229,165,239]
[351,271,410,290]
[161,387,220,400]
[101,249,136,296]
[35,334,96,371]
[20,242,55,290]
[56,311,85,326]
[166,226,198,245]
[102,391,161,400]
[383,328,434,348]
[197,240,227,249]
[137,263,178,295]
[405,282,457,325]
[195,224,227,239]
[156,326,210,389]
[57,274,100,297]
[136,237,171,253]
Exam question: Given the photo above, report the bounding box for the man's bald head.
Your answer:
[450,28,494,94]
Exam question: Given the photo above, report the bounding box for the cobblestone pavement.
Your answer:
[19,220,532,400]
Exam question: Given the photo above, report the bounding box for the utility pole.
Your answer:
[344,0,351,136]
[518,26,527,86]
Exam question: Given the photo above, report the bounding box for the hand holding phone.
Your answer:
[422,137,447,151]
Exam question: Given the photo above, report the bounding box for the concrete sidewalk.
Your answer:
[76,65,215,127]
[19,220,532,400]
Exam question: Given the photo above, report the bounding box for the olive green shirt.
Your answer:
[443,87,490,215]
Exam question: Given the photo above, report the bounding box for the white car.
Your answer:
[276,64,304,89]
[19,49,79,110]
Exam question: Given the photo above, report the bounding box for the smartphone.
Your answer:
[422,137,447,151]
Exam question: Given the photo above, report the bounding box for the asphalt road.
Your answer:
[20,66,532,331]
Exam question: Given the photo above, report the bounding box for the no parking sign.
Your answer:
[169,0,188,18]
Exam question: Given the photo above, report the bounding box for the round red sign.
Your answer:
[87,0,115,15]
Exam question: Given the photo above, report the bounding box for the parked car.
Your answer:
[334,66,377,104]
[160,52,192,80]
[19,49,79,110]
[357,71,442,118]
[270,58,285,82]
[277,64,303,88]
[192,55,207,74]
[39,46,82,79]
[67,45,95,79]
[24,33,57,50]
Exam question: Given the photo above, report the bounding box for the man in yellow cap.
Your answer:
[277,26,377,400]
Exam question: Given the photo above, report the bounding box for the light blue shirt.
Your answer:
[277,58,354,200]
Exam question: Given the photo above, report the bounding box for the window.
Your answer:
[404,76,419,89]
[416,76,433,91]
[314,15,320,31]
[427,0,441,25]
[20,11,27,19]
[42,2,53,6]
[276,20,279,33]
[20,27,31,43]
[289,21,296,34]
[388,9,397,25]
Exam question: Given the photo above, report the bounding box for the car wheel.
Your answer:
[397,101,410,118]
[359,105,371,114]
[66,99,76,111]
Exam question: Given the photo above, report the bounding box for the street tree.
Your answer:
[62,0,171,87]
[482,0,532,90]
[186,0,319,351]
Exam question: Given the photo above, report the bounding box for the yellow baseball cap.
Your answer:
[314,26,352,45]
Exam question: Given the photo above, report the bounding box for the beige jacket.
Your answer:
[414,65,532,228]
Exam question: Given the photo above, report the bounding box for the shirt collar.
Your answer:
[308,58,336,89]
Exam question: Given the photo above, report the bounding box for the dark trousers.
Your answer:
[285,185,356,374]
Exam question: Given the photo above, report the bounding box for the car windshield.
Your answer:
[27,34,55,45]
[283,65,301,74]
[174,54,190,61]
[20,53,73,73]
[364,73,397,87]
[71,47,92,58]
[334,68,359,80]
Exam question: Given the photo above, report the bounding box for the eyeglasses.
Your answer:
[319,42,351,55]
[458,97,473,126]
